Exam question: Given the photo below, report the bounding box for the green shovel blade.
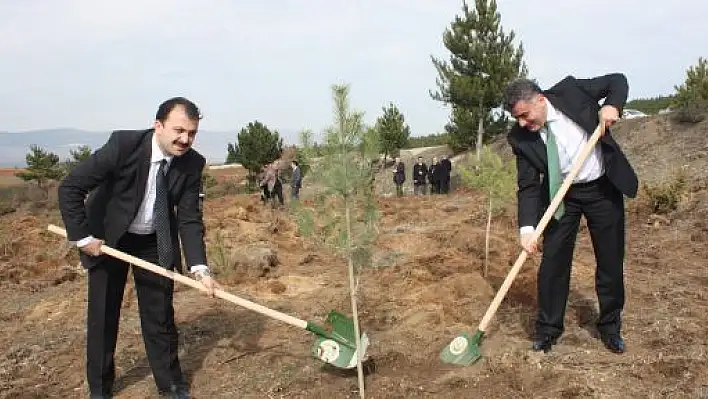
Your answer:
[312,332,369,369]
[440,330,484,366]
[306,310,369,369]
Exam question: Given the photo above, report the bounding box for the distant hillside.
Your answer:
[625,95,675,115]
[0,128,297,168]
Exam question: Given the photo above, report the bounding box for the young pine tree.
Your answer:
[375,102,410,162]
[227,121,283,188]
[458,146,515,277]
[293,84,380,399]
[15,145,65,195]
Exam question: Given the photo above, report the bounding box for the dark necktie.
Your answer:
[153,159,172,268]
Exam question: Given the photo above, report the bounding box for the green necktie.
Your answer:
[545,123,565,219]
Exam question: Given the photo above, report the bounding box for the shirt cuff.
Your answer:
[519,226,535,235]
[75,236,95,247]
[190,264,209,274]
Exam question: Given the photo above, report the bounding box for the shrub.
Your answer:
[672,57,708,124]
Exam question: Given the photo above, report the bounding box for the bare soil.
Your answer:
[0,169,25,187]
[1,116,707,398]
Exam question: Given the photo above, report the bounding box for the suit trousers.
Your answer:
[536,175,626,338]
[86,232,183,394]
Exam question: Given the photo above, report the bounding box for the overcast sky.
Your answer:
[1,0,705,143]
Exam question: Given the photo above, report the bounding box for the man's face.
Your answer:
[511,94,547,132]
[417,157,422,164]
[154,105,199,157]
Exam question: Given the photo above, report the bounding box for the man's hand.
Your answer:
[195,271,220,297]
[599,105,620,131]
[79,238,104,257]
[520,232,540,255]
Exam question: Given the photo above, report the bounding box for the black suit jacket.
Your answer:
[58,129,208,272]
[507,73,639,228]
[413,163,428,185]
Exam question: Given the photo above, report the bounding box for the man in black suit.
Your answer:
[412,156,428,195]
[58,97,219,399]
[504,74,638,355]
[438,155,452,194]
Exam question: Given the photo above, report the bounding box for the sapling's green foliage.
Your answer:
[458,146,516,276]
[294,84,380,271]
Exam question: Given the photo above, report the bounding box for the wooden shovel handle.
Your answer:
[47,224,308,330]
[477,122,606,332]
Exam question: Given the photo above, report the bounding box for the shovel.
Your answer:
[47,224,369,370]
[440,121,606,366]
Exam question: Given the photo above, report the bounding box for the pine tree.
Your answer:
[225,143,240,164]
[293,84,379,399]
[375,102,410,161]
[672,56,708,123]
[431,0,527,156]
[15,145,65,194]
[63,145,92,173]
[227,121,283,187]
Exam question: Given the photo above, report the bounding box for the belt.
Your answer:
[572,175,607,188]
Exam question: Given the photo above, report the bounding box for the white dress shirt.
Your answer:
[127,136,173,234]
[520,101,604,234]
[77,134,208,274]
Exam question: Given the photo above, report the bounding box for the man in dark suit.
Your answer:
[438,155,452,194]
[504,74,638,355]
[392,156,405,197]
[58,97,219,399]
[412,156,428,195]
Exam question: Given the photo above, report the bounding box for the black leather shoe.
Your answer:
[159,384,191,399]
[532,335,558,353]
[601,334,626,354]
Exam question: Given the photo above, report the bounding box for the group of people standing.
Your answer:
[258,160,302,206]
[392,155,452,196]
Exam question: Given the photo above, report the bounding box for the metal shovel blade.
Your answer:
[310,310,369,369]
[440,330,483,366]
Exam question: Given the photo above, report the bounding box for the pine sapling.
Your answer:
[292,84,380,399]
[459,146,515,276]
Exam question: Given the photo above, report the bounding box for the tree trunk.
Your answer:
[345,206,366,398]
[475,97,485,162]
[484,195,492,278]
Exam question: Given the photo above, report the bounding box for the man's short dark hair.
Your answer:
[156,97,202,122]
[292,160,299,166]
[503,79,542,112]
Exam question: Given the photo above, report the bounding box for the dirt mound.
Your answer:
[611,115,708,184]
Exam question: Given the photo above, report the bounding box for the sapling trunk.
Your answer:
[345,205,365,398]
[476,97,484,162]
[484,194,492,277]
